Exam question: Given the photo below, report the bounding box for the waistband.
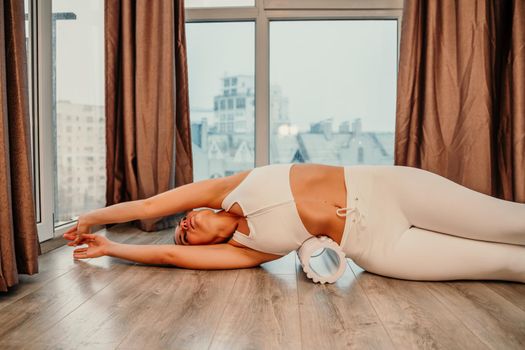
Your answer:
[340,166,377,258]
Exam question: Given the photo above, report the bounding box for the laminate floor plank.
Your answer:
[26,266,179,350]
[296,256,394,350]
[116,269,238,349]
[347,259,489,350]
[0,224,170,348]
[0,223,162,312]
[2,225,524,349]
[425,281,525,350]
[484,282,525,313]
[210,269,301,350]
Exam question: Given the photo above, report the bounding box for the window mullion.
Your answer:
[254,2,269,166]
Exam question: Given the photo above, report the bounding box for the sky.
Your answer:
[187,20,398,132]
[52,0,104,106]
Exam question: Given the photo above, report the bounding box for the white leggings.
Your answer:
[341,165,525,283]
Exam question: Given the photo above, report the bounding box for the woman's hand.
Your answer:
[67,233,113,259]
[63,215,93,246]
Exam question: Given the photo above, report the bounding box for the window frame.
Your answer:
[185,0,403,167]
[29,0,58,242]
[30,0,106,241]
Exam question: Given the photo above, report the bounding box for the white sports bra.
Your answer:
[221,163,314,256]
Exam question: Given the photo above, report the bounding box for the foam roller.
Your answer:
[297,235,347,284]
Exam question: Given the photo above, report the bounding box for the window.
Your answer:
[186,22,255,181]
[52,0,105,227]
[186,1,401,171]
[358,146,364,163]
[236,98,245,109]
[269,20,397,166]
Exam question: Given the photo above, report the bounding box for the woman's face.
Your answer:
[173,209,229,245]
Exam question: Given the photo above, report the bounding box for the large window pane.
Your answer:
[52,0,105,226]
[270,20,397,165]
[186,0,254,8]
[187,22,255,181]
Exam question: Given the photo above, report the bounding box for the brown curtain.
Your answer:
[105,0,193,232]
[0,0,40,292]
[395,0,525,203]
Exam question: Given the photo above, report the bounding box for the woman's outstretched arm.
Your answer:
[81,174,242,227]
[66,233,281,269]
[67,170,250,244]
[107,242,280,269]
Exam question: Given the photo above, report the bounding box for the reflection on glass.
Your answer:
[186,0,254,8]
[269,20,398,166]
[186,22,255,181]
[52,0,105,226]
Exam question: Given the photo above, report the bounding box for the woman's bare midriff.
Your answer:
[226,163,348,247]
[290,163,347,244]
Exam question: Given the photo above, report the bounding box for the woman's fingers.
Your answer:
[63,232,76,240]
[66,234,95,246]
[64,225,77,235]
[73,247,92,259]
[73,251,89,259]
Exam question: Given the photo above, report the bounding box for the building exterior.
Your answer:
[55,101,106,223]
[192,75,395,180]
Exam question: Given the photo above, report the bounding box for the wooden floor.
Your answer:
[1,223,524,350]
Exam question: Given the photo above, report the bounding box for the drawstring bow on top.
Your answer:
[336,197,366,229]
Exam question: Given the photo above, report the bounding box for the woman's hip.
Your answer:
[340,165,412,262]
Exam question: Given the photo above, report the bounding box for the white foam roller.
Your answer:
[297,235,347,284]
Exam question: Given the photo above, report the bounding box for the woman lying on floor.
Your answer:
[64,163,525,283]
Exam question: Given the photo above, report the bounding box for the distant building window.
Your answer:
[232,77,237,85]
[224,79,230,87]
[231,88,237,95]
[236,98,245,109]
[225,90,229,96]
[358,146,364,163]
[220,100,226,110]
[214,101,218,111]
[228,99,234,109]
